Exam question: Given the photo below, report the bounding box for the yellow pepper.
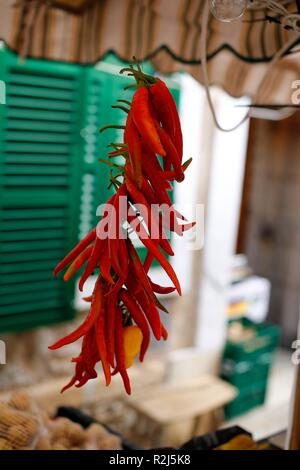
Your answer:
[123,326,143,368]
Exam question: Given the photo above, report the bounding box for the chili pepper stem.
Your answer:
[99,124,126,133]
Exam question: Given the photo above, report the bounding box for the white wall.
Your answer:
[195,88,250,349]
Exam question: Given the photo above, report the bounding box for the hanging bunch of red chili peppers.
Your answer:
[49,61,195,395]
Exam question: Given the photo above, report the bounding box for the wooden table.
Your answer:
[126,375,237,448]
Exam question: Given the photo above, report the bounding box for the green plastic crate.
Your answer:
[225,382,267,419]
[221,318,280,419]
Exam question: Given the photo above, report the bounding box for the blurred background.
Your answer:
[0,0,300,451]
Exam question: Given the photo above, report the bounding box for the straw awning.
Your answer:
[1,0,300,102]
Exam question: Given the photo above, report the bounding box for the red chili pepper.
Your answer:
[106,292,117,368]
[134,287,162,341]
[54,228,96,276]
[119,288,150,362]
[159,158,192,181]
[161,212,196,236]
[124,113,143,189]
[126,177,173,256]
[141,146,171,190]
[156,125,184,182]
[99,244,115,285]
[105,237,128,297]
[118,236,129,277]
[161,324,168,340]
[131,87,166,156]
[127,242,168,313]
[79,237,104,292]
[94,279,111,386]
[150,78,183,162]
[163,154,172,172]
[115,306,131,394]
[63,245,93,282]
[129,218,181,295]
[139,181,174,243]
[140,176,157,205]
[108,184,127,276]
[142,152,173,207]
[127,240,153,294]
[61,358,83,393]
[149,279,176,295]
[72,329,98,388]
[108,238,123,276]
[83,329,99,375]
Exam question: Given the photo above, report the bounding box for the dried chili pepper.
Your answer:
[149,279,176,295]
[131,86,166,157]
[129,217,182,295]
[79,237,104,291]
[159,158,192,181]
[94,278,111,386]
[156,125,184,182]
[63,245,93,281]
[115,306,131,394]
[54,228,96,276]
[150,78,183,162]
[106,292,117,368]
[124,113,143,188]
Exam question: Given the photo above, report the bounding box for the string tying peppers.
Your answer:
[49,61,196,394]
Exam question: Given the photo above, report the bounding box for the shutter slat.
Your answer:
[0,228,66,242]
[4,154,69,165]
[0,271,55,285]
[0,239,65,253]
[4,165,70,176]
[7,109,73,122]
[9,72,76,90]
[0,259,61,274]
[4,143,70,153]
[0,279,60,295]
[8,84,75,100]
[7,120,73,133]
[1,249,64,263]
[7,97,76,111]
[6,131,73,143]
[1,298,65,316]
[0,289,64,307]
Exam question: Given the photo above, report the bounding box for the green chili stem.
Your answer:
[111,105,130,114]
[117,99,132,106]
[98,158,125,171]
[99,124,126,133]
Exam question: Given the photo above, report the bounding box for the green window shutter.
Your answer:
[0,49,83,333]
